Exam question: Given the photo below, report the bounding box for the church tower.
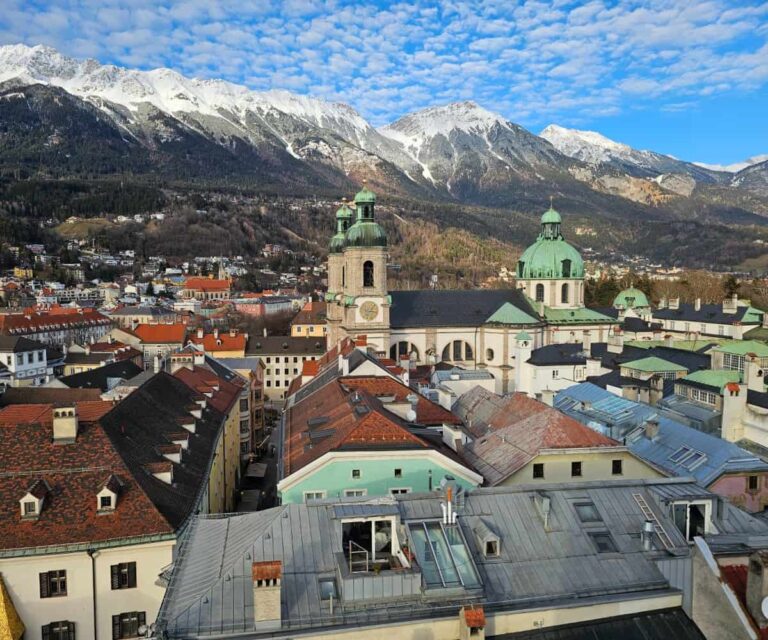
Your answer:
[330,183,390,352]
[516,206,585,310]
[326,199,353,347]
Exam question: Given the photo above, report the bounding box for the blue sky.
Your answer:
[2,0,767,164]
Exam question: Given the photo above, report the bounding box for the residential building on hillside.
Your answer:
[0,379,233,640]
[325,189,618,395]
[556,383,768,512]
[289,300,327,337]
[182,277,231,301]
[0,307,112,346]
[0,336,53,388]
[245,336,326,401]
[154,478,768,639]
[453,387,662,486]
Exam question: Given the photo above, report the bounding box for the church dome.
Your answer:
[354,185,376,204]
[329,201,354,254]
[328,232,346,254]
[345,221,388,248]
[517,207,584,279]
[613,287,650,309]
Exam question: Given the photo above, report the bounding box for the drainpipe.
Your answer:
[87,548,99,639]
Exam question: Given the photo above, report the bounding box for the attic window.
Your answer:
[100,495,113,509]
[22,501,37,517]
[574,502,602,523]
[589,532,617,553]
[485,540,499,557]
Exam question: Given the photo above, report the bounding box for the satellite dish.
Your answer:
[761,596,768,620]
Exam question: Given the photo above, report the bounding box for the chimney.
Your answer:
[659,296,668,309]
[229,328,237,337]
[442,424,466,454]
[723,294,738,314]
[607,329,624,354]
[694,298,701,311]
[540,389,555,407]
[641,520,655,551]
[582,330,591,354]
[664,334,674,348]
[747,551,768,629]
[197,326,204,339]
[745,355,765,392]
[85,344,91,355]
[263,327,268,337]
[644,418,660,441]
[252,561,282,631]
[459,605,486,640]
[52,406,78,442]
[668,297,679,310]
[213,327,219,339]
[154,354,162,373]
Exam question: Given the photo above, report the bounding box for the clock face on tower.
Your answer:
[360,301,379,321]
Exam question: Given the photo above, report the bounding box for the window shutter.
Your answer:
[110,564,120,590]
[39,572,50,598]
[127,562,137,588]
[112,615,120,640]
[42,624,51,640]
[67,621,76,640]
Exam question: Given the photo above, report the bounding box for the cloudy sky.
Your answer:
[1,0,767,164]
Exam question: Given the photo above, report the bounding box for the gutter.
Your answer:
[87,548,98,639]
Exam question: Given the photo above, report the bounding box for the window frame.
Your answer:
[611,459,623,476]
[110,562,137,590]
[571,461,582,477]
[532,463,544,479]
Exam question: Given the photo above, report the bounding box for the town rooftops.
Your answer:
[0,308,111,335]
[653,302,763,325]
[0,387,102,407]
[0,400,173,552]
[132,323,187,344]
[156,478,765,638]
[527,342,606,367]
[290,300,327,326]
[0,335,46,353]
[245,336,326,356]
[711,340,768,357]
[678,369,741,393]
[60,360,144,391]
[556,383,768,486]
[455,388,619,485]
[110,305,175,317]
[187,331,246,353]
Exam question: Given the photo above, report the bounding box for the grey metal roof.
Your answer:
[556,383,768,486]
[433,368,495,382]
[156,478,764,638]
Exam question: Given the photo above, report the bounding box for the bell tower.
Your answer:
[337,183,390,353]
[326,199,353,348]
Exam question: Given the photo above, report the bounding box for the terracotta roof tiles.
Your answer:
[133,323,187,344]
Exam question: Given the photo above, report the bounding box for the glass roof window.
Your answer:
[408,521,481,590]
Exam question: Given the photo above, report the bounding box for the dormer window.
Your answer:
[23,500,37,517]
[20,479,49,519]
[97,475,122,513]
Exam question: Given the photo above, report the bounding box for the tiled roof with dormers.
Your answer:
[0,308,111,336]
[173,365,243,416]
[132,323,187,345]
[187,331,246,353]
[0,401,172,551]
[98,372,227,529]
[183,278,230,292]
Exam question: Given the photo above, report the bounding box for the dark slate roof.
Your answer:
[64,352,112,365]
[99,372,224,529]
[0,386,102,406]
[528,342,607,366]
[622,316,663,333]
[653,303,762,325]
[61,360,144,391]
[493,608,703,639]
[389,289,541,328]
[0,335,46,353]
[245,336,326,356]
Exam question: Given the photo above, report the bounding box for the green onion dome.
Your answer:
[613,287,650,309]
[517,207,584,279]
[345,221,388,248]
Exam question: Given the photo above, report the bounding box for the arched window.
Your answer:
[390,342,419,361]
[363,261,374,287]
[441,340,474,362]
[561,283,569,304]
[517,261,525,277]
[486,348,494,362]
[364,205,371,218]
[562,259,571,278]
[535,283,545,302]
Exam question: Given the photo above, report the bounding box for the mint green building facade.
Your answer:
[278,451,483,504]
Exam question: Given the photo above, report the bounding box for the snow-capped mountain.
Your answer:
[695,155,768,173]
[540,124,724,183]
[0,43,765,222]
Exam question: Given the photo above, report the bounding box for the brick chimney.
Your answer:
[252,561,282,631]
[459,605,486,640]
[747,551,768,628]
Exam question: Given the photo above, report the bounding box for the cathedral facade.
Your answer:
[326,186,618,394]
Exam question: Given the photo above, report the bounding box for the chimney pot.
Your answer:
[644,419,660,440]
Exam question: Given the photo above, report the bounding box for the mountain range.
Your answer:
[1,43,768,236]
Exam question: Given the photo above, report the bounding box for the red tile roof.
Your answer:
[183,277,230,292]
[252,561,282,581]
[302,360,320,376]
[284,380,428,476]
[720,564,768,639]
[0,403,172,550]
[459,391,618,485]
[188,332,246,353]
[0,401,113,426]
[133,323,187,344]
[0,308,111,335]
[290,301,327,326]
[340,376,461,426]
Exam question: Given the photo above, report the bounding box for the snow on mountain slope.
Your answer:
[695,155,768,173]
[540,124,723,183]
